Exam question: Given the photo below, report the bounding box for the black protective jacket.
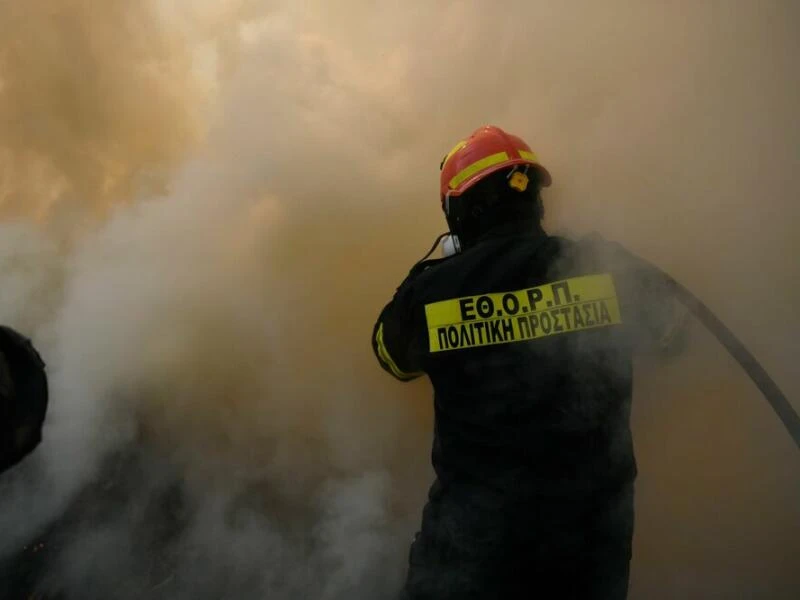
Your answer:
[0,326,48,474]
[373,222,681,598]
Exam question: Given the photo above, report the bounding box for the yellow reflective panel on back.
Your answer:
[425,274,622,353]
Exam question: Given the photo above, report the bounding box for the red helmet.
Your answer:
[439,125,552,206]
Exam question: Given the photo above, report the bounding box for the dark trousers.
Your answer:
[400,483,634,600]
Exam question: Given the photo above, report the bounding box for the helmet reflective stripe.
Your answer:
[518,150,539,162]
[448,151,510,190]
[441,140,467,171]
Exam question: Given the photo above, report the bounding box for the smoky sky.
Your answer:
[0,1,798,598]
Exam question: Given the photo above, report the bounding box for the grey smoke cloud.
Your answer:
[0,1,798,598]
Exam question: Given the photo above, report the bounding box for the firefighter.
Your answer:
[0,325,48,474]
[372,125,686,599]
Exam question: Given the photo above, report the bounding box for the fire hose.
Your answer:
[415,233,799,450]
[624,248,800,451]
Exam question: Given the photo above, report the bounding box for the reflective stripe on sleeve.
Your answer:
[374,323,422,380]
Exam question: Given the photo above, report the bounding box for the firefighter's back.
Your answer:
[405,230,636,599]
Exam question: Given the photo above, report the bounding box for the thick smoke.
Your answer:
[1,1,798,598]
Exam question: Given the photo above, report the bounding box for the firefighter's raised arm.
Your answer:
[371,262,435,382]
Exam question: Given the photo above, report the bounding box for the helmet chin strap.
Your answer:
[413,232,452,267]
[409,190,462,267]
[443,190,464,255]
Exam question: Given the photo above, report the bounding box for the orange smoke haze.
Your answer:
[0,1,798,598]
